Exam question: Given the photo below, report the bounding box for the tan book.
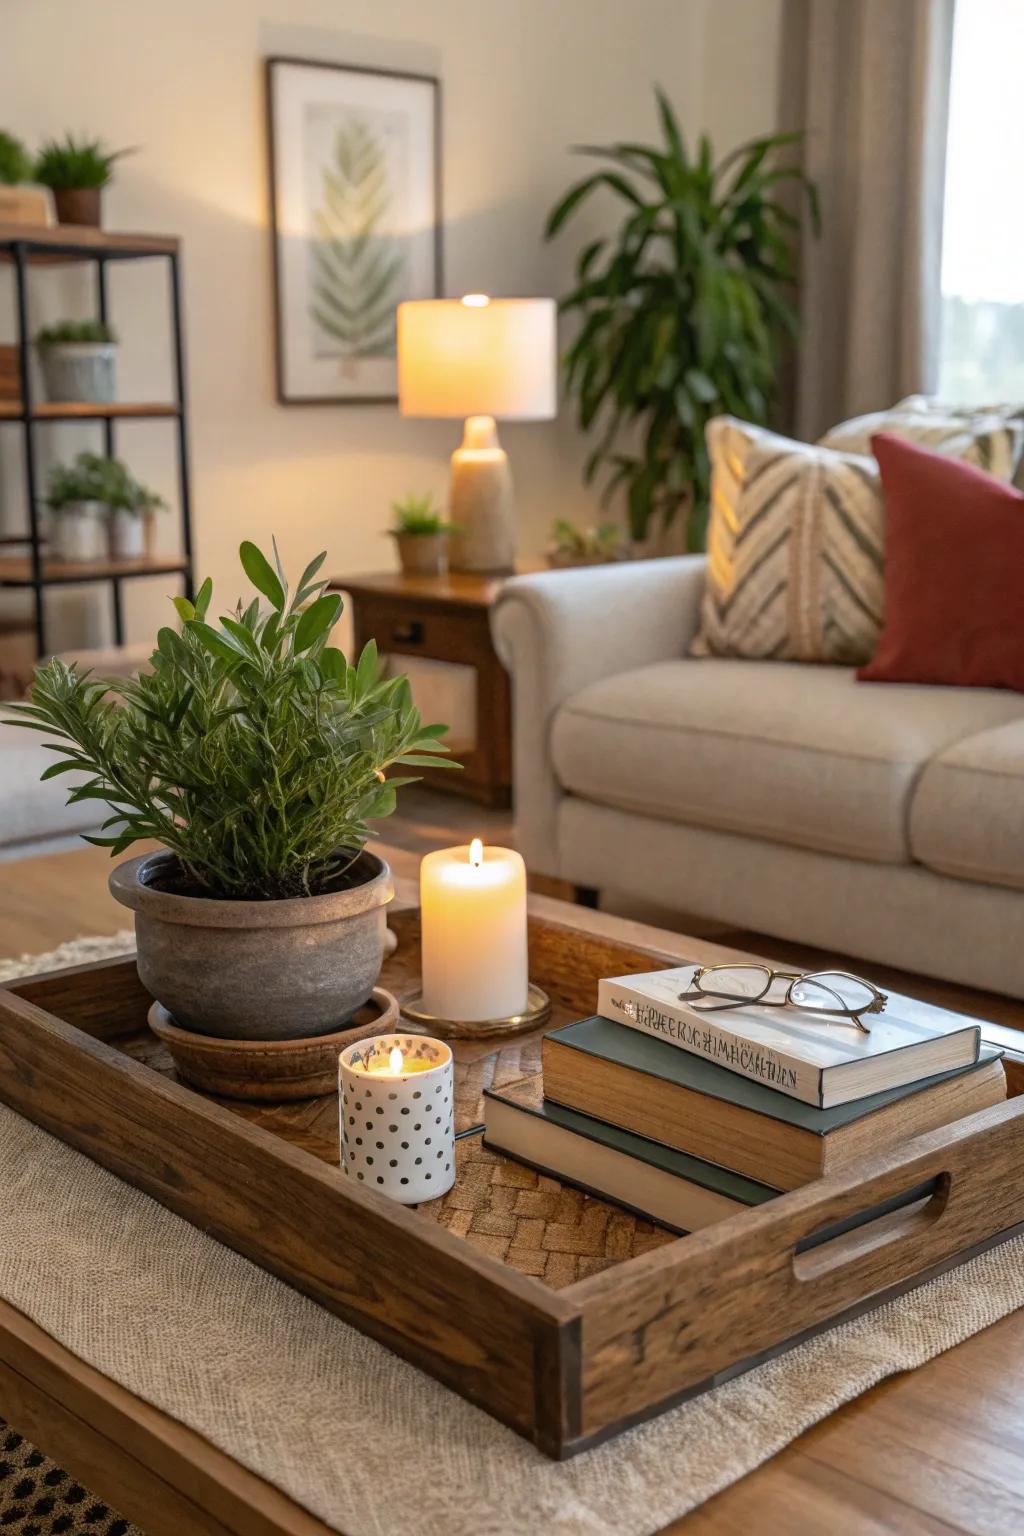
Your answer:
[542,1017,1006,1191]
[484,1075,778,1232]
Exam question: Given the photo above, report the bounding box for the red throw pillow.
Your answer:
[858,432,1024,691]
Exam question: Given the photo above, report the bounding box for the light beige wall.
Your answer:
[0,0,783,649]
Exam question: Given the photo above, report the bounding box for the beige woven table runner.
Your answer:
[3,1108,1024,1536]
[2,937,1024,1534]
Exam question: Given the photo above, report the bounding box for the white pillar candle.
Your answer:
[339,1033,454,1204]
[420,840,528,1021]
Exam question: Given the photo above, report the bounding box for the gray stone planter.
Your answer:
[110,848,393,1040]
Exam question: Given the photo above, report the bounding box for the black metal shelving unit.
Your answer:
[0,223,195,656]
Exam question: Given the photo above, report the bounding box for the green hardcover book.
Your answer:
[483,1074,779,1232]
[542,1018,1006,1191]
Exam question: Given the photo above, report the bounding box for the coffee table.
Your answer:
[2,843,1024,1533]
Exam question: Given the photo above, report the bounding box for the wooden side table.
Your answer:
[330,567,541,808]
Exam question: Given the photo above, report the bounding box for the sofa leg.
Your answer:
[573,885,600,910]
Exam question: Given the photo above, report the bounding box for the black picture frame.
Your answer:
[265,56,443,406]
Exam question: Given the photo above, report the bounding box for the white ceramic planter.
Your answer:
[50,502,108,563]
[38,342,117,404]
[109,508,145,559]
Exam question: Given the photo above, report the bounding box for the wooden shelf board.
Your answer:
[0,554,188,586]
[0,224,178,262]
[0,401,180,421]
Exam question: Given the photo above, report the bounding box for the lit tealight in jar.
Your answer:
[339,1033,455,1204]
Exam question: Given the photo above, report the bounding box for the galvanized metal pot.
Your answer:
[110,848,393,1041]
[38,341,117,403]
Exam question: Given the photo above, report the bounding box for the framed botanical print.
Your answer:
[266,57,442,404]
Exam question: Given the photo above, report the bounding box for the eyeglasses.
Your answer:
[679,965,887,1033]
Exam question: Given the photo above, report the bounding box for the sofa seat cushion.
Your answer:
[0,723,98,851]
[550,659,1024,864]
[910,720,1024,890]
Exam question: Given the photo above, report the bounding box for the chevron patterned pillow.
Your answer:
[691,418,883,665]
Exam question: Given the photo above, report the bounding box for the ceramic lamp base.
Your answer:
[400,983,551,1039]
[447,414,515,573]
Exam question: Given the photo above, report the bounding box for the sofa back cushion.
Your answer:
[819,395,1024,485]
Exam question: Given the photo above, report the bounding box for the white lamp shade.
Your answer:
[398,297,557,420]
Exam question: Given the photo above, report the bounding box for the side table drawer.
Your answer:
[355,597,489,667]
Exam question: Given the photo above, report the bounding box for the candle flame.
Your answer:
[388,1046,404,1074]
[469,838,484,868]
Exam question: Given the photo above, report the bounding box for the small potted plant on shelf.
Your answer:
[45,451,164,562]
[546,518,627,568]
[36,319,118,404]
[104,458,166,559]
[0,128,51,226]
[33,134,132,227]
[5,541,456,1040]
[45,452,112,562]
[388,492,454,576]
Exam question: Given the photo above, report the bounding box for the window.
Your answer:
[938,0,1024,404]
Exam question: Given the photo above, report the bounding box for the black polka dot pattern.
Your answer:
[339,1038,455,1202]
[0,1418,142,1535]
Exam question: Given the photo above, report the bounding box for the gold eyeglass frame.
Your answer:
[679,964,887,1033]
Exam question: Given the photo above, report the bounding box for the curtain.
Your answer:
[782,0,957,440]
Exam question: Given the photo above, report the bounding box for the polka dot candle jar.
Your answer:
[339,1033,455,1204]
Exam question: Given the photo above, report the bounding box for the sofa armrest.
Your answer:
[491,555,706,876]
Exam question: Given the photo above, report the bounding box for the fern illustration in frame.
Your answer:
[266,57,442,404]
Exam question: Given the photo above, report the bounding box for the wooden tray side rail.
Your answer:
[567,1097,1024,1445]
[0,972,580,1454]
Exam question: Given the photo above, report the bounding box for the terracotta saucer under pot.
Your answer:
[147,986,400,1101]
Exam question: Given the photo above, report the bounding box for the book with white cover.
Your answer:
[597,966,982,1109]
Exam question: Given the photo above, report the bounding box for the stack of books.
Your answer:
[483,963,1006,1232]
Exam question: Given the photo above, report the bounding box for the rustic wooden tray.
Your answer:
[2,903,1024,1460]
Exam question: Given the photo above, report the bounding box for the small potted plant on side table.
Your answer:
[388,492,454,576]
[45,452,111,563]
[36,320,118,404]
[34,134,131,227]
[5,541,457,1041]
[546,518,627,568]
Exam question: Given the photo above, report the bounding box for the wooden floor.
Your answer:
[2,793,1024,1534]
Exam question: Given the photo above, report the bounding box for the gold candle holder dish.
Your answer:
[399,983,551,1039]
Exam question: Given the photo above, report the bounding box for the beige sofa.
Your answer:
[0,643,151,863]
[492,556,1024,999]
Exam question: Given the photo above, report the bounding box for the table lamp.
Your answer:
[397,296,557,572]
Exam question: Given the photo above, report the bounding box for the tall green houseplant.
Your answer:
[546,90,818,549]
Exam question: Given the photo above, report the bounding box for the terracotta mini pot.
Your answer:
[110,848,393,1041]
[52,187,102,227]
[393,531,448,576]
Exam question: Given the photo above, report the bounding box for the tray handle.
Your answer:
[574,1102,1024,1445]
[791,1173,951,1283]
[775,1101,1023,1304]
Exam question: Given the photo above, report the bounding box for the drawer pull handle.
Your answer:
[392,621,424,645]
